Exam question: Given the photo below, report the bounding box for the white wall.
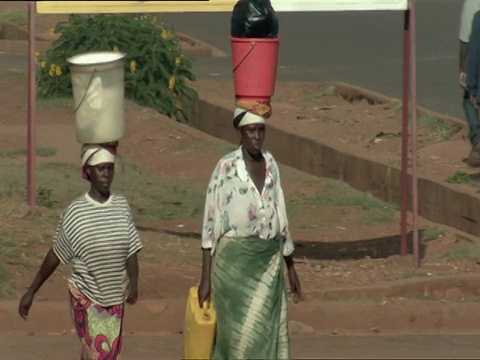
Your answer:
[272,0,409,12]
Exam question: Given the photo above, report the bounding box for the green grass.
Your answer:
[0,148,26,158]
[419,114,458,141]
[392,106,458,141]
[0,140,402,232]
[0,146,57,158]
[37,147,58,157]
[0,157,205,222]
[0,148,401,239]
[395,271,431,280]
[0,228,52,298]
[288,178,399,226]
[415,295,443,301]
[279,164,320,185]
[170,138,236,153]
[0,265,8,285]
[37,97,73,110]
[446,171,478,187]
[117,155,205,220]
[440,245,480,262]
[420,228,445,242]
[36,97,158,111]
[0,70,27,79]
[0,9,27,27]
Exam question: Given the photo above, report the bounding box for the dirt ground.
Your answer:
[3,333,480,360]
[1,1,480,349]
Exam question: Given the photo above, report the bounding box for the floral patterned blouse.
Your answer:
[201,146,294,256]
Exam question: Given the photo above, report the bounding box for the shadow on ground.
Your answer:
[137,226,426,261]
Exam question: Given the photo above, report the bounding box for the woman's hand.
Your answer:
[197,279,212,308]
[18,248,60,320]
[198,248,213,308]
[287,267,302,303]
[18,291,34,320]
[472,95,479,108]
[126,253,139,305]
[460,71,467,89]
[126,283,138,305]
[284,255,302,303]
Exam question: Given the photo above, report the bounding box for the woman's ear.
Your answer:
[85,166,92,177]
[237,128,243,145]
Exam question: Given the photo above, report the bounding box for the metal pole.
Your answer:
[27,1,37,210]
[409,0,420,268]
[400,7,411,256]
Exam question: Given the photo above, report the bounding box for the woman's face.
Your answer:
[87,163,115,196]
[240,123,266,155]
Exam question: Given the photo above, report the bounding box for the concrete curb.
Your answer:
[334,81,467,129]
[178,33,227,58]
[307,274,480,300]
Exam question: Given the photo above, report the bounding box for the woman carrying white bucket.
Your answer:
[18,143,142,359]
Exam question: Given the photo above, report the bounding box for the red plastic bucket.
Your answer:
[231,37,280,101]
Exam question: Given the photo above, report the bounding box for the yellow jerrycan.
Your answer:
[183,286,217,360]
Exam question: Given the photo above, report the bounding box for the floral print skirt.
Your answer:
[69,283,124,360]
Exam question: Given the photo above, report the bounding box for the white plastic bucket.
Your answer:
[67,51,126,144]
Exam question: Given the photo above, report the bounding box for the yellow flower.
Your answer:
[130,60,137,73]
[161,29,173,40]
[175,57,182,66]
[41,61,47,68]
[35,51,41,58]
[55,65,62,76]
[49,27,55,37]
[168,76,176,90]
[151,17,158,25]
[48,63,59,76]
[113,45,120,53]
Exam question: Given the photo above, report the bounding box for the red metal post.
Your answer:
[400,7,411,256]
[27,1,37,210]
[409,0,420,268]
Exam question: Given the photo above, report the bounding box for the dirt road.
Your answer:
[2,333,479,359]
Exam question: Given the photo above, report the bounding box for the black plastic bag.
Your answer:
[231,0,279,38]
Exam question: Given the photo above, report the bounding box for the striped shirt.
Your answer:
[52,193,142,306]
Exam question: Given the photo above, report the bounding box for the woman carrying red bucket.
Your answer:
[231,0,281,118]
[196,1,303,359]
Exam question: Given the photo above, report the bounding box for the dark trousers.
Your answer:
[463,89,480,146]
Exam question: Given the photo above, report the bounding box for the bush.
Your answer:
[37,14,198,122]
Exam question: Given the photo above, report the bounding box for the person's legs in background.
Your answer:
[463,89,480,166]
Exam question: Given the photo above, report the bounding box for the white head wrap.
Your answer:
[81,146,116,167]
[233,108,266,128]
